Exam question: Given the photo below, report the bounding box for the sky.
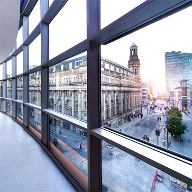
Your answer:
[14,0,192,92]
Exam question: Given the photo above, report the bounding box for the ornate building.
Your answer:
[47,43,142,131]
[19,44,142,133]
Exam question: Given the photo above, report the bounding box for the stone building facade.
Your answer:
[14,43,142,132]
[48,43,142,130]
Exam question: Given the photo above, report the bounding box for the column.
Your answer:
[87,0,102,190]
[114,91,117,115]
[40,0,49,147]
[103,91,106,121]
[12,49,17,118]
[72,90,75,117]
[23,15,29,127]
[108,92,111,118]
[78,90,82,119]
[62,90,65,114]
[3,62,7,111]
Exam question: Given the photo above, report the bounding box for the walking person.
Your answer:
[79,143,82,152]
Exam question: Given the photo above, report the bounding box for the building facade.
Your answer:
[165,51,192,106]
[47,43,142,131]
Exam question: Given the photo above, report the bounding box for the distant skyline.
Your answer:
[101,4,192,92]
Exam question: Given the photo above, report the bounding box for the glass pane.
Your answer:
[7,100,12,114]
[0,99,3,110]
[101,0,145,29]
[49,52,87,120]
[49,115,88,176]
[0,64,2,80]
[0,81,3,97]
[29,71,41,106]
[16,26,23,48]
[17,103,23,122]
[102,140,189,192]
[17,51,23,75]
[29,107,41,134]
[29,35,41,70]
[49,0,86,59]
[101,7,192,158]
[7,60,12,78]
[17,77,23,101]
[7,80,12,99]
[49,0,54,7]
[29,0,40,35]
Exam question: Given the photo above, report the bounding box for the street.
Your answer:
[49,104,192,192]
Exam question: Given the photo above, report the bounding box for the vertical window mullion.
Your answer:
[87,0,102,191]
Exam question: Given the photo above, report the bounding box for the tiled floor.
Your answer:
[0,112,77,192]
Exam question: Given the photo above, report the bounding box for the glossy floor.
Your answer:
[0,112,76,192]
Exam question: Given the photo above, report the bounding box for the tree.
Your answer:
[166,112,188,136]
[167,107,182,118]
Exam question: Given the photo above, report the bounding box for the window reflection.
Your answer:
[49,115,88,176]
[29,71,41,106]
[29,0,40,34]
[17,103,23,123]
[7,60,12,78]
[7,80,12,99]
[17,77,23,101]
[49,54,87,121]
[29,35,41,70]
[0,65,2,80]
[7,100,12,114]
[0,81,3,97]
[0,99,3,110]
[17,51,23,75]
[29,107,41,133]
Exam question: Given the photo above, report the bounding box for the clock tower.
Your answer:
[128,42,141,78]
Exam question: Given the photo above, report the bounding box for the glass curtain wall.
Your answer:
[0,0,191,191]
[7,100,12,114]
[17,77,23,101]
[17,103,23,123]
[7,80,12,99]
[29,71,41,106]
[0,81,3,97]
[7,60,12,78]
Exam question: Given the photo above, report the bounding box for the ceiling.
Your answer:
[0,0,20,63]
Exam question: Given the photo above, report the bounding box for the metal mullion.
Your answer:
[87,0,102,191]
[3,62,7,112]
[40,0,49,147]
[23,16,29,127]
[12,46,17,118]
[88,0,192,46]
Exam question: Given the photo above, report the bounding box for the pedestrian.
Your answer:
[158,117,159,121]
[163,139,166,146]
[160,117,161,121]
[79,143,82,152]
[54,139,58,147]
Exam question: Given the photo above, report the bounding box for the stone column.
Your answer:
[114,91,117,115]
[108,92,111,118]
[62,90,65,114]
[78,90,82,119]
[103,91,106,121]
[72,90,75,117]
[120,91,123,113]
